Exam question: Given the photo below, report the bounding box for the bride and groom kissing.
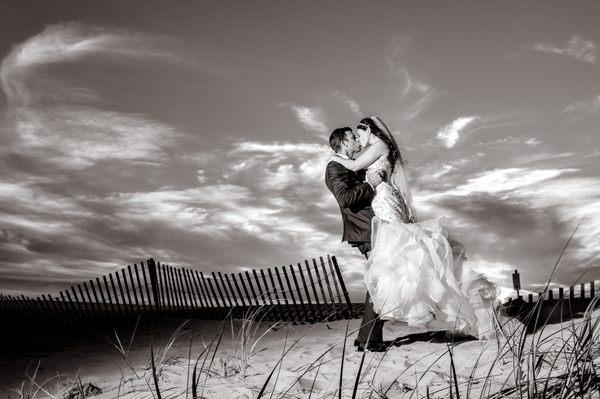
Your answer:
[325,116,498,352]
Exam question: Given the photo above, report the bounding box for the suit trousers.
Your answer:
[355,248,385,345]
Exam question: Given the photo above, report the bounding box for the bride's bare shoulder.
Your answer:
[371,140,389,155]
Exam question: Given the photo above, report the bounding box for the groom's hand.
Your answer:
[366,170,386,188]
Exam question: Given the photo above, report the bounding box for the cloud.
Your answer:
[401,82,439,121]
[384,35,412,67]
[418,165,600,289]
[232,141,326,155]
[1,22,185,105]
[332,91,361,116]
[0,133,368,297]
[280,103,328,134]
[0,23,184,170]
[448,168,578,197]
[528,35,597,64]
[437,116,478,148]
[383,37,439,121]
[4,106,177,169]
[563,95,600,120]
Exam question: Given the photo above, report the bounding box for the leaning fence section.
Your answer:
[0,255,359,326]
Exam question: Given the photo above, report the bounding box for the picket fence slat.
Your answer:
[238,272,252,308]
[331,256,353,317]
[319,256,336,317]
[206,275,220,308]
[223,273,238,307]
[267,268,284,320]
[246,270,260,306]
[211,272,225,308]
[184,269,198,309]
[327,256,344,315]
[200,272,212,311]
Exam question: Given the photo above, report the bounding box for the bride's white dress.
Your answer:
[365,156,498,339]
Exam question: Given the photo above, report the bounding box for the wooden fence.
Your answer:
[0,255,361,327]
[503,272,600,330]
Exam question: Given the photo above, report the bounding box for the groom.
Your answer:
[324,126,387,352]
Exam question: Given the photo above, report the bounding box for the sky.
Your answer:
[0,0,599,300]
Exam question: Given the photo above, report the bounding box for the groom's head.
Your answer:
[329,127,361,158]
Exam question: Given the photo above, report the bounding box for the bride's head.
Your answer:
[357,117,406,166]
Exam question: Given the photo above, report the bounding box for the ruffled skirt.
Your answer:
[365,216,497,339]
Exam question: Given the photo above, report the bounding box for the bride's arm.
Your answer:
[331,141,388,171]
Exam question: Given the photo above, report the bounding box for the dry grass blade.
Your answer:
[307,357,324,399]
[199,326,225,399]
[191,335,216,399]
[448,344,459,399]
[185,328,194,399]
[531,217,585,337]
[279,312,393,398]
[339,320,349,399]
[150,343,162,399]
[352,322,375,399]
[268,331,288,399]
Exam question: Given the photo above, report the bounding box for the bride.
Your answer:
[330,116,498,340]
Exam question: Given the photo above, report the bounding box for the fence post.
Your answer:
[147,258,161,313]
[319,256,337,318]
[331,256,354,318]
[327,255,344,315]
[569,285,575,301]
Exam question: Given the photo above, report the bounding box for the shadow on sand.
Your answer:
[389,330,478,347]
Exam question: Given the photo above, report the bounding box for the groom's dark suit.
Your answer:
[325,161,385,347]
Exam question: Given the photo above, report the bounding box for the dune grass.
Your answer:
[9,221,600,398]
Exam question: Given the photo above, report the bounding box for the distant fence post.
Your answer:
[147,258,161,313]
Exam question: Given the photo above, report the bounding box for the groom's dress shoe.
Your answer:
[366,342,388,352]
[354,341,388,353]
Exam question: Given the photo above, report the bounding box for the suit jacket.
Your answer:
[325,161,375,243]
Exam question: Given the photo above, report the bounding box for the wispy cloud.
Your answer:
[0,22,185,105]
[232,141,326,155]
[332,91,361,116]
[437,116,478,148]
[0,23,183,170]
[527,34,597,64]
[449,167,578,196]
[6,107,177,169]
[384,35,412,67]
[401,81,439,121]
[383,36,439,121]
[280,103,328,134]
[563,95,600,120]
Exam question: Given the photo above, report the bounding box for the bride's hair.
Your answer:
[358,117,406,167]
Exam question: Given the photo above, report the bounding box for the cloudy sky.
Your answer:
[1,0,599,299]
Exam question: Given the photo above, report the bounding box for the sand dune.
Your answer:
[1,312,598,398]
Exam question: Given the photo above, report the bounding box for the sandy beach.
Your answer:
[2,311,596,399]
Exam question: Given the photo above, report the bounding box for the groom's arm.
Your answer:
[325,162,374,208]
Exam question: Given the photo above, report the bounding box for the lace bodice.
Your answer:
[369,156,415,224]
[367,155,392,177]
